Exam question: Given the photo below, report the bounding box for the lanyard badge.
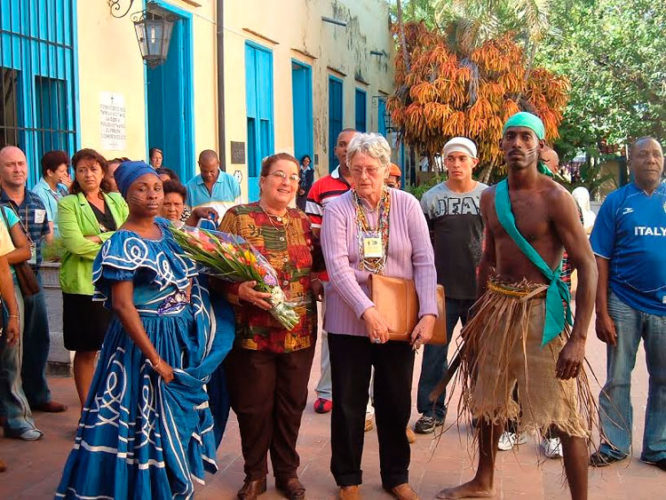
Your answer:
[362,231,383,259]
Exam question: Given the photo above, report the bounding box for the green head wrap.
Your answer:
[502,112,552,177]
[503,111,545,139]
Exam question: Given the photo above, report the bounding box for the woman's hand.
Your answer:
[84,235,103,244]
[238,280,273,310]
[4,316,19,345]
[410,314,436,350]
[362,306,390,344]
[310,278,324,301]
[152,358,174,384]
[185,279,192,302]
[60,173,72,188]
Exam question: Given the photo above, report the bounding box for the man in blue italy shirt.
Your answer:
[185,149,241,221]
[589,137,666,471]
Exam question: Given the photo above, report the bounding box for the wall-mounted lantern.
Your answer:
[132,2,177,68]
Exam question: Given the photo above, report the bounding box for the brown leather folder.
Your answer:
[368,274,447,344]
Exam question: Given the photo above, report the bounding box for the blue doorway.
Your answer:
[291,60,312,166]
[146,4,194,182]
[245,42,274,202]
[328,76,343,172]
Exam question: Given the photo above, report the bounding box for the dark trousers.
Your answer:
[416,297,474,418]
[225,345,315,480]
[329,333,415,489]
[21,274,51,407]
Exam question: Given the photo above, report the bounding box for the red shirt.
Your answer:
[304,166,351,230]
[305,166,351,281]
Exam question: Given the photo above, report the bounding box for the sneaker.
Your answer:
[16,428,43,441]
[543,437,563,458]
[413,415,443,434]
[314,397,332,414]
[497,431,527,451]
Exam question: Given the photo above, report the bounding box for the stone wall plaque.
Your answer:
[230,141,246,164]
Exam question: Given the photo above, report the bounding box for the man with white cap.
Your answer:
[414,137,487,433]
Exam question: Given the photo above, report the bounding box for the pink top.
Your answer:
[321,188,438,336]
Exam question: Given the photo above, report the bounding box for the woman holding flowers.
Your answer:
[219,152,321,500]
[56,162,234,499]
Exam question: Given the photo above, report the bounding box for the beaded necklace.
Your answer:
[258,201,289,231]
[353,187,391,274]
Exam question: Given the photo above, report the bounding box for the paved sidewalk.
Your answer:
[1,319,663,499]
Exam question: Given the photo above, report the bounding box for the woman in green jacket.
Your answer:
[58,149,128,408]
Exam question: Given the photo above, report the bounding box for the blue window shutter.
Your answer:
[355,89,366,132]
[378,97,387,137]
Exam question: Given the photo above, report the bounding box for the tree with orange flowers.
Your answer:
[388,20,569,181]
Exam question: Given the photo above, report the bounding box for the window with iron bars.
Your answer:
[0,0,78,187]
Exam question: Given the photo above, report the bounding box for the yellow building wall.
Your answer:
[76,0,219,172]
[187,2,219,173]
[76,1,147,159]
[75,0,393,195]
[222,0,395,197]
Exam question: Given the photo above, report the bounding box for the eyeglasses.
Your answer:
[268,171,300,183]
[350,166,381,177]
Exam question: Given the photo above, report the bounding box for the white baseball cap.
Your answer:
[443,137,477,159]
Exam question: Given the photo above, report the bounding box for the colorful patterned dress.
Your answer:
[220,202,318,352]
[55,218,235,499]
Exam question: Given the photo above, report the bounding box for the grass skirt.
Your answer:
[453,279,597,440]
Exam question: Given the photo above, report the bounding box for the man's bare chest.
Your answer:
[491,193,551,243]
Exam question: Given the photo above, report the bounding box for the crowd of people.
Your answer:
[0,111,664,500]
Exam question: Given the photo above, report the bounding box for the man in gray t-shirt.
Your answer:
[414,137,488,434]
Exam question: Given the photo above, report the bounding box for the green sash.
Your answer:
[494,179,572,346]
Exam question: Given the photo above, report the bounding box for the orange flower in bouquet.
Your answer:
[170,225,299,330]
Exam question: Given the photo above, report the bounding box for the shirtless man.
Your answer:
[438,112,598,500]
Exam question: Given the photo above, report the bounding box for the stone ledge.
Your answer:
[47,361,71,377]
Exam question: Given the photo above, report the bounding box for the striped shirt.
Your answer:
[321,189,438,336]
[305,166,351,230]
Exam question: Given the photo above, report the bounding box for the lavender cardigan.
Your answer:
[321,188,438,336]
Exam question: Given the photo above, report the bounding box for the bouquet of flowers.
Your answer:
[170,225,300,330]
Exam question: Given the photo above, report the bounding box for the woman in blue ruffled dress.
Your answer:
[56,162,235,499]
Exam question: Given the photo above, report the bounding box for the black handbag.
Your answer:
[1,204,40,297]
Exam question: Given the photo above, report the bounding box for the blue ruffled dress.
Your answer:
[56,219,235,499]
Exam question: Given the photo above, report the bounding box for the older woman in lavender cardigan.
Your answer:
[321,133,437,500]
